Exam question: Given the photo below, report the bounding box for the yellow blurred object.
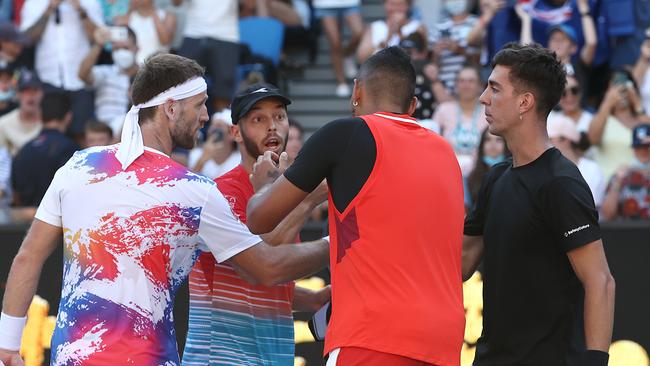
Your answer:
[460,342,477,366]
[294,356,307,366]
[20,295,55,366]
[294,321,315,344]
[463,272,483,345]
[295,277,326,291]
[609,340,650,366]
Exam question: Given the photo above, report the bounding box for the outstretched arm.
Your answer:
[228,237,329,287]
[0,219,62,365]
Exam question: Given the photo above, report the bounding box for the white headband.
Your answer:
[116,77,207,169]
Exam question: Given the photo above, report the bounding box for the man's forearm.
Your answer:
[263,238,329,286]
[2,252,46,317]
[583,274,615,351]
[260,200,314,245]
[25,7,54,43]
[78,44,102,84]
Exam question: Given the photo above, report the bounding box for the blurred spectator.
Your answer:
[239,0,302,26]
[173,0,239,111]
[98,0,128,24]
[633,32,650,115]
[0,69,42,155]
[356,0,427,63]
[548,113,606,207]
[588,70,650,180]
[20,0,105,139]
[466,128,509,206]
[414,0,442,34]
[517,7,596,98]
[188,109,239,179]
[83,119,112,147]
[0,64,17,116]
[113,0,175,63]
[0,146,10,207]
[12,91,78,206]
[601,123,650,220]
[78,26,138,125]
[431,0,480,92]
[466,0,505,51]
[0,22,32,71]
[286,118,303,164]
[548,74,592,151]
[0,1,12,22]
[313,0,364,97]
[433,65,487,175]
[516,0,606,108]
[400,32,450,121]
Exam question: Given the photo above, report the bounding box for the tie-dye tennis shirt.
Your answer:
[34,145,261,365]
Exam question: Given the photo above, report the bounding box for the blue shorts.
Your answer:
[314,6,360,19]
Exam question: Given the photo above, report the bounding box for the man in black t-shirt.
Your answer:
[462,43,615,366]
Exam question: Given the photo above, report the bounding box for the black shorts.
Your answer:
[178,37,240,100]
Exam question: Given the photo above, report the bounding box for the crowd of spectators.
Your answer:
[0,0,645,222]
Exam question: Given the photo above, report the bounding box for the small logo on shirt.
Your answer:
[252,87,269,94]
[564,224,590,237]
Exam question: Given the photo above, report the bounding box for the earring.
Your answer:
[519,114,523,121]
[353,101,359,107]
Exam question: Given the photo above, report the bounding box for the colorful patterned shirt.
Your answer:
[35,145,261,365]
[182,165,295,366]
[616,168,650,219]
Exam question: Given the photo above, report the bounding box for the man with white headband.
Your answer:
[0,54,329,366]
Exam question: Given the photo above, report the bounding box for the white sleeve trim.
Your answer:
[34,209,62,227]
[212,235,261,263]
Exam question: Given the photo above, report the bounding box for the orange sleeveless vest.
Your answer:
[324,112,466,366]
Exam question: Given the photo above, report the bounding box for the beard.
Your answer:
[240,125,288,160]
[171,110,198,150]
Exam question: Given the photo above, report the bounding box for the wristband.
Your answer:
[0,312,26,351]
[582,350,609,366]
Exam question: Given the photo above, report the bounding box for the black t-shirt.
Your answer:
[284,117,376,213]
[12,128,79,206]
[464,148,601,366]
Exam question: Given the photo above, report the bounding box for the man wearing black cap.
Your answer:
[0,69,43,155]
[601,124,650,220]
[183,84,330,366]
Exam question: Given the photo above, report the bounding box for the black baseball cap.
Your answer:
[17,69,42,91]
[230,83,291,124]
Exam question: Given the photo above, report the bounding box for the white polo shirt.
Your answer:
[20,0,104,91]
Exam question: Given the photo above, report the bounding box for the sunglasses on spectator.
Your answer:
[562,86,580,97]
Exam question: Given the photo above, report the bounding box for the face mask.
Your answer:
[445,0,467,16]
[112,49,135,70]
[0,88,15,102]
[630,156,650,170]
[483,154,505,167]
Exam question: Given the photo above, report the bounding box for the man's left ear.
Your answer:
[231,124,242,144]
[407,96,418,116]
[163,99,181,122]
[518,92,535,115]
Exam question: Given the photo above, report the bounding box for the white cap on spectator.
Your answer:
[212,108,233,126]
[547,114,579,143]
